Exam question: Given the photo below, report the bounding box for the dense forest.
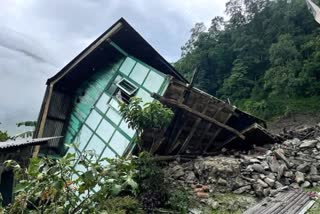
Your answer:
[175,0,320,119]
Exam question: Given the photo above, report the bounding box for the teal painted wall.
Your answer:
[63,55,169,171]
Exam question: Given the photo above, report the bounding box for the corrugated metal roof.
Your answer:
[0,136,62,149]
[244,190,316,214]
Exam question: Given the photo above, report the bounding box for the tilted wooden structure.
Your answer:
[141,77,275,156]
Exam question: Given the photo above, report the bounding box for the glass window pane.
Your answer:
[73,125,93,152]
[136,88,153,105]
[85,109,102,130]
[100,146,117,159]
[109,131,130,156]
[96,119,115,143]
[106,108,122,125]
[119,120,136,138]
[129,62,149,85]
[85,135,106,156]
[119,57,136,76]
[143,70,165,93]
[95,93,110,113]
[109,98,121,112]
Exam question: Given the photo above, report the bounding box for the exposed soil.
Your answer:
[267,113,320,134]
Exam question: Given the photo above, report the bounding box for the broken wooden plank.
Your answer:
[151,93,246,140]
[216,123,276,151]
[178,100,210,154]
[203,110,234,153]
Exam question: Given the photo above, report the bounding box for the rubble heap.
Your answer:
[163,124,320,198]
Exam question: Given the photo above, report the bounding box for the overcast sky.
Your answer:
[0,0,227,134]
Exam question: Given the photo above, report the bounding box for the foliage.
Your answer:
[134,152,168,212]
[120,97,173,133]
[0,130,10,142]
[1,152,142,213]
[13,121,37,139]
[176,0,320,119]
[119,97,174,147]
[166,188,190,213]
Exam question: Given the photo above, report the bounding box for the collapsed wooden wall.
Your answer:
[141,78,273,156]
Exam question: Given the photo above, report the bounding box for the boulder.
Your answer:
[301,181,311,188]
[300,140,318,148]
[296,163,310,173]
[295,171,305,184]
[233,185,251,194]
[264,177,275,187]
[257,179,268,188]
[267,156,280,173]
[217,178,228,186]
[251,164,265,173]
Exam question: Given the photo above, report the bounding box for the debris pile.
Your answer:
[163,124,320,198]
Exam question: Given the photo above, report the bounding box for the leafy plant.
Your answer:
[1,152,142,213]
[0,130,10,142]
[119,97,174,148]
[13,121,37,139]
[166,188,190,214]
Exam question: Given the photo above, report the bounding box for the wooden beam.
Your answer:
[204,112,233,153]
[196,105,225,149]
[178,100,210,154]
[152,93,245,140]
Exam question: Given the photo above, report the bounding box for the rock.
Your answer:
[300,140,318,148]
[260,174,266,179]
[253,184,264,197]
[207,198,219,209]
[189,208,202,214]
[217,178,228,186]
[249,164,265,173]
[310,165,318,175]
[185,171,196,183]
[249,158,261,164]
[316,142,320,150]
[283,138,301,146]
[268,156,280,173]
[233,185,251,194]
[267,173,276,181]
[290,183,300,189]
[274,149,291,168]
[296,163,310,173]
[284,171,293,178]
[270,186,289,196]
[264,177,275,187]
[257,179,268,188]
[263,188,271,197]
[261,161,269,170]
[277,164,285,180]
[221,148,227,153]
[301,181,311,188]
[295,171,305,184]
[275,181,283,189]
[172,165,184,178]
[309,175,320,182]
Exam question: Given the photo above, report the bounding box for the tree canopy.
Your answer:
[175,0,320,119]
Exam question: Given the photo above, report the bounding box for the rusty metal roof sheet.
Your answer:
[0,136,62,150]
[244,190,316,214]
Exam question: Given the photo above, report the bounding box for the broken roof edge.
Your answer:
[46,17,188,86]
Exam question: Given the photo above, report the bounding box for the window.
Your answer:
[114,79,138,104]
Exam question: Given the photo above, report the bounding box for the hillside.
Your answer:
[175,0,320,120]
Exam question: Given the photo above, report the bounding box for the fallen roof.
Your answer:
[0,137,62,150]
[244,190,316,214]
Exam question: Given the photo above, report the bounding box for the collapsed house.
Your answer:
[32,18,275,167]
